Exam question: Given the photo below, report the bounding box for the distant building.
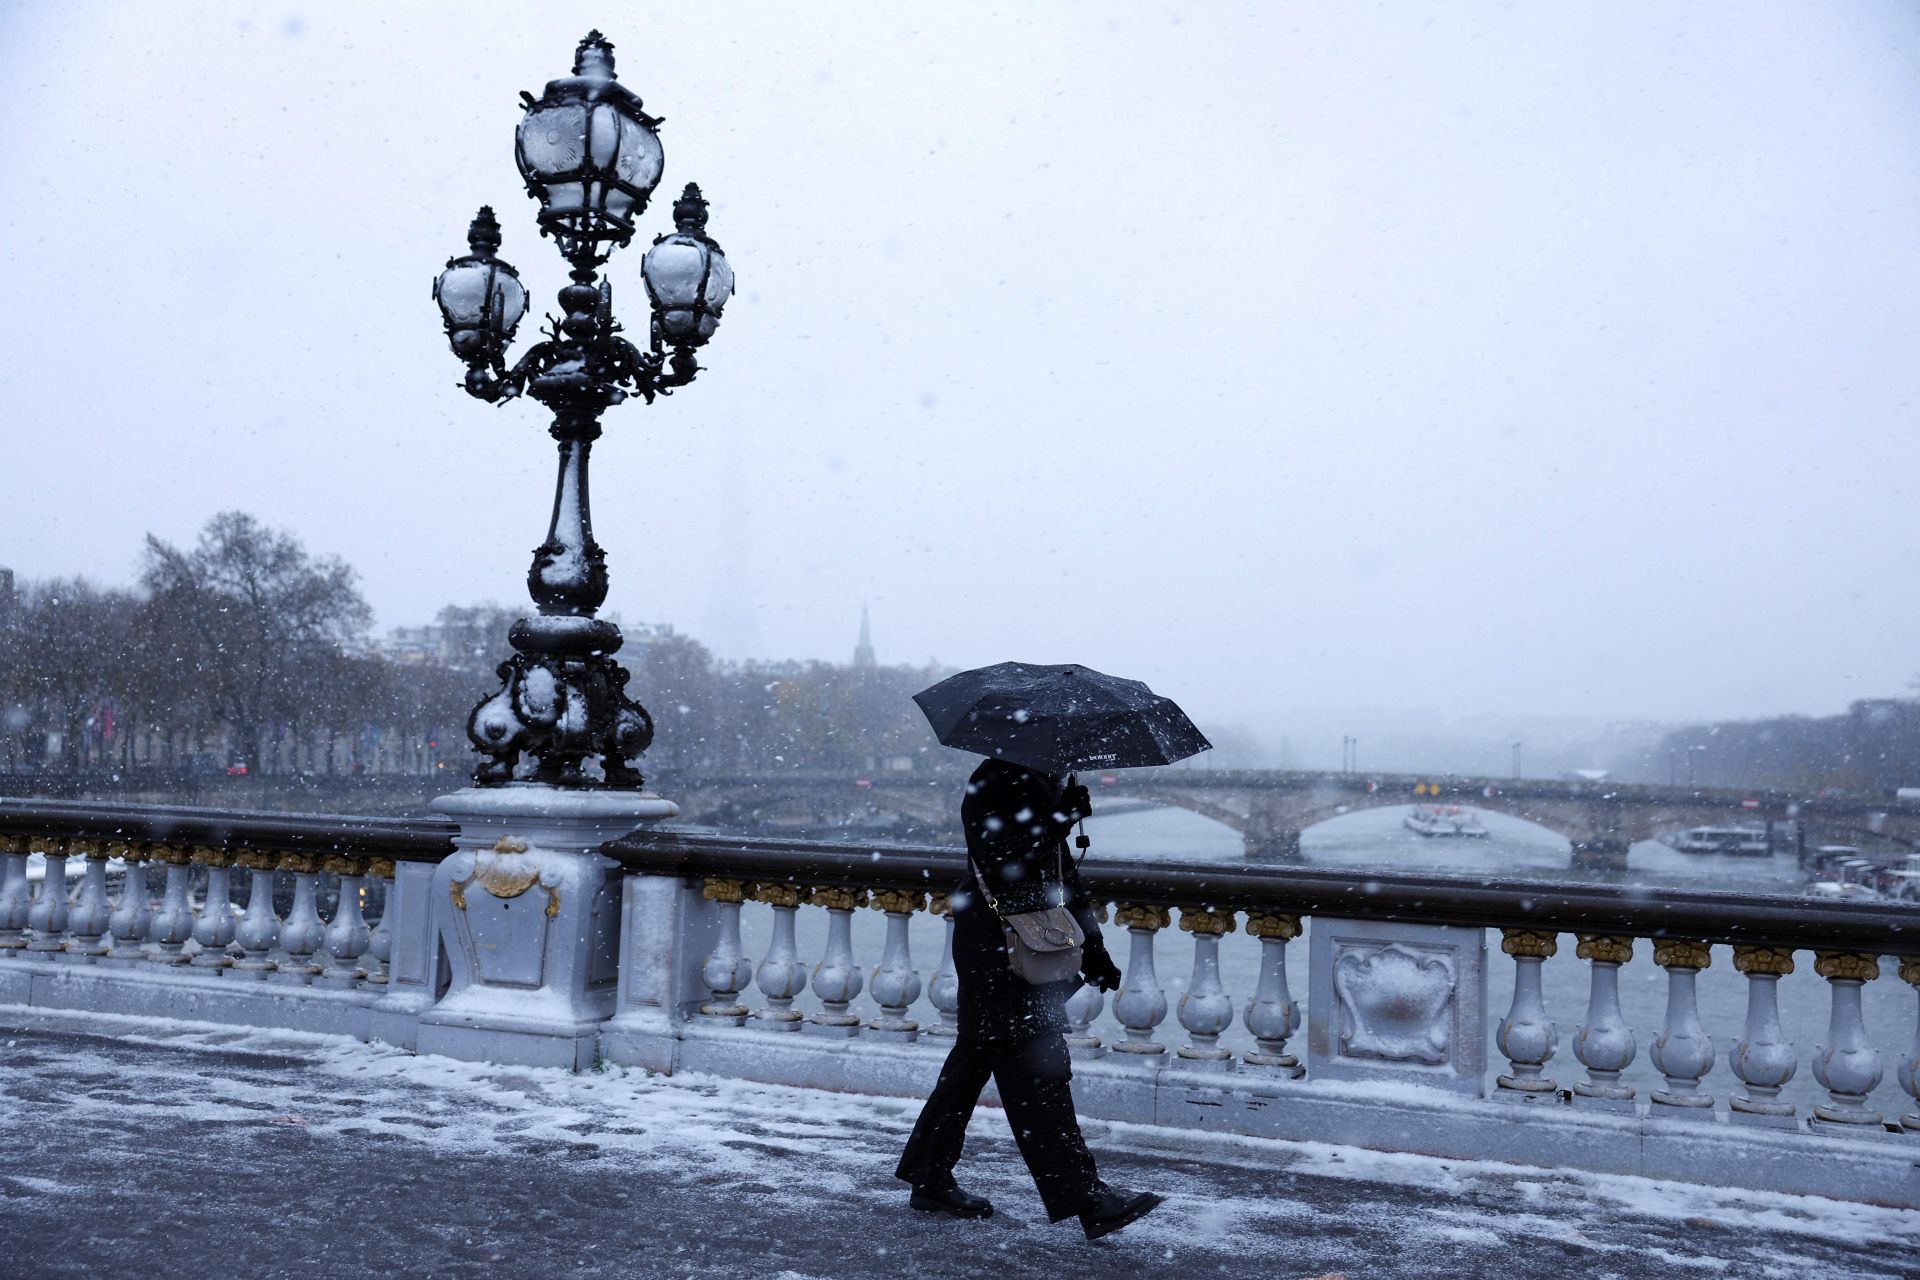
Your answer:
[853,604,876,669]
[0,566,13,628]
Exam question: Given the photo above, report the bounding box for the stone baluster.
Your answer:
[272,853,326,985]
[1243,912,1303,1075]
[1111,904,1171,1058]
[1649,939,1716,1115]
[867,889,926,1042]
[363,858,395,987]
[1570,934,1636,1111]
[0,835,33,953]
[1728,946,1798,1128]
[1811,951,1885,1131]
[1175,907,1236,1066]
[25,838,71,954]
[230,850,281,979]
[147,845,197,965]
[189,846,237,970]
[698,879,751,1025]
[63,840,115,961]
[104,844,154,967]
[1494,929,1559,1102]
[318,856,371,988]
[806,886,867,1036]
[1897,957,1920,1133]
[1063,900,1108,1055]
[750,883,807,1031]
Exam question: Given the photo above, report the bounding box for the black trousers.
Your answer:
[895,1032,1101,1222]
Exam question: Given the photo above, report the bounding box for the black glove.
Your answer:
[1060,782,1093,821]
[1081,945,1122,993]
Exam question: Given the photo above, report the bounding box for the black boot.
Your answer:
[910,1184,994,1219]
[1078,1183,1165,1240]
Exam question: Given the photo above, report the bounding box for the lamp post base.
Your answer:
[417,785,677,1069]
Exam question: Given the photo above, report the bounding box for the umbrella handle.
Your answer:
[1065,772,1092,860]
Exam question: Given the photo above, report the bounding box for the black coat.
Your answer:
[949,759,1109,1042]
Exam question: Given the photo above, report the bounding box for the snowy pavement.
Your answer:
[0,1010,1915,1280]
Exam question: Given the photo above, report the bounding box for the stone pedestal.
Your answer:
[416,785,676,1070]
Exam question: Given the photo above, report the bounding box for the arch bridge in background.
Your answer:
[664,770,1920,870]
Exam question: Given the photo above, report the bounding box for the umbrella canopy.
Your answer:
[913,661,1212,775]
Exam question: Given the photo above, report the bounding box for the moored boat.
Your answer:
[1404,805,1489,838]
[1668,825,1772,856]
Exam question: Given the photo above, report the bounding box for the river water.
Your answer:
[746,802,1916,1121]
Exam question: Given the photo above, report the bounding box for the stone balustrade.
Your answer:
[0,801,453,1043]
[2,798,1918,1208]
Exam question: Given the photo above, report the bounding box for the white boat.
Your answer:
[1668,825,1772,856]
[1404,805,1489,838]
[1803,880,1884,902]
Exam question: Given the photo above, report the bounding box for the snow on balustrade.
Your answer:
[2,801,1920,1209]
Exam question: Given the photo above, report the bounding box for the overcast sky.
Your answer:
[3,1,1918,750]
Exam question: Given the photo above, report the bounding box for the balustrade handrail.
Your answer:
[607,827,1920,953]
[0,798,457,862]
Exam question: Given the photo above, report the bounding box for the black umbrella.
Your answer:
[913,661,1212,775]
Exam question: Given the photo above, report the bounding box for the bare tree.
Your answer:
[141,512,372,775]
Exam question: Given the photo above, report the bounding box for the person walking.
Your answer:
[895,757,1166,1239]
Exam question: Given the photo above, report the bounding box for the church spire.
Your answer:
[853,603,876,669]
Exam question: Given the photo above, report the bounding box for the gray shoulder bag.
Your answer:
[969,842,1085,986]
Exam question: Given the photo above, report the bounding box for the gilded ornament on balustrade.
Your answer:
[187,844,229,867]
[751,882,804,909]
[1178,907,1236,936]
[276,851,319,875]
[1900,957,1920,987]
[1574,934,1633,965]
[449,866,562,917]
[703,878,747,904]
[1652,939,1713,970]
[1732,945,1795,976]
[806,886,867,912]
[1501,928,1559,959]
[234,848,277,872]
[1113,903,1172,931]
[870,889,926,915]
[365,857,396,880]
[1814,951,1880,983]
[927,892,950,917]
[154,843,195,867]
[1246,912,1302,940]
[492,837,530,854]
[473,857,543,900]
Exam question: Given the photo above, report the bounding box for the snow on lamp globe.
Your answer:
[642,183,734,347]
[514,29,666,267]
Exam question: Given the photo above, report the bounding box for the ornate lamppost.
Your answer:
[431,30,734,790]
[412,32,734,1069]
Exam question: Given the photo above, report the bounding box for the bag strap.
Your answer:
[966,848,1004,917]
